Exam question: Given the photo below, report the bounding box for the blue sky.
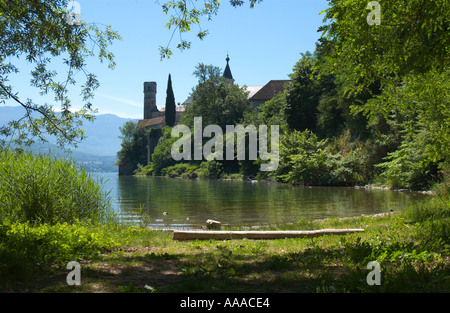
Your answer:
[7,0,331,119]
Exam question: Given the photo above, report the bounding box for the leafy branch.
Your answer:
[157,0,262,60]
[0,0,121,149]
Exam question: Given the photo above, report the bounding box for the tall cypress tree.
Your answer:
[165,74,176,127]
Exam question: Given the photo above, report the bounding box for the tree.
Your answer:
[0,0,120,149]
[256,90,288,128]
[193,63,222,83]
[165,74,176,127]
[285,52,320,132]
[319,0,450,96]
[117,126,149,176]
[181,64,250,129]
[372,69,450,188]
[118,121,138,146]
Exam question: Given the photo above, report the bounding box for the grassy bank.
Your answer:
[1,150,448,293]
[1,195,448,293]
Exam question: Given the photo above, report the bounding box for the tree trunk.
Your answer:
[172,228,364,240]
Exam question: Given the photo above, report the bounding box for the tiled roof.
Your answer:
[249,80,291,101]
[137,116,165,128]
[244,86,264,99]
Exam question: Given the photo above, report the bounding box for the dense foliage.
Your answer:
[314,0,450,189]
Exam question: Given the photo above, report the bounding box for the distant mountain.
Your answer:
[0,106,138,172]
[0,106,137,156]
[71,113,138,156]
[23,142,119,173]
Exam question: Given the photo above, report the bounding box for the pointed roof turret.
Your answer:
[223,54,234,80]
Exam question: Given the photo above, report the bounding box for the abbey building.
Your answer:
[137,55,291,130]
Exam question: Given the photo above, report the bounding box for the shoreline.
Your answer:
[131,173,436,195]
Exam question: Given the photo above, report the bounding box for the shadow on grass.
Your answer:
[3,235,449,293]
[4,245,448,293]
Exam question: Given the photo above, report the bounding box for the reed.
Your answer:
[0,149,115,225]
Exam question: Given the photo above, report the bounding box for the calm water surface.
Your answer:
[98,173,429,229]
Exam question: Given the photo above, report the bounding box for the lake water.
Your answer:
[97,173,429,229]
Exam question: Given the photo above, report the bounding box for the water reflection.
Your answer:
[98,173,429,229]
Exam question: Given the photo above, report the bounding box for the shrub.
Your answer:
[0,150,115,225]
[161,163,198,178]
[151,127,179,175]
[195,160,223,179]
[273,129,378,186]
[273,130,333,185]
[326,131,369,185]
[135,163,155,176]
[376,138,441,189]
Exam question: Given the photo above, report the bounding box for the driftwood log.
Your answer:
[172,228,364,241]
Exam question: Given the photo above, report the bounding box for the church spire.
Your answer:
[223,54,234,81]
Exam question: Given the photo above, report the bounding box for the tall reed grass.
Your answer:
[0,149,115,225]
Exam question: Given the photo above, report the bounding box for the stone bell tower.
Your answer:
[143,82,159,119]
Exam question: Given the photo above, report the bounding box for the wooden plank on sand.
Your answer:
[172,228,364,241]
